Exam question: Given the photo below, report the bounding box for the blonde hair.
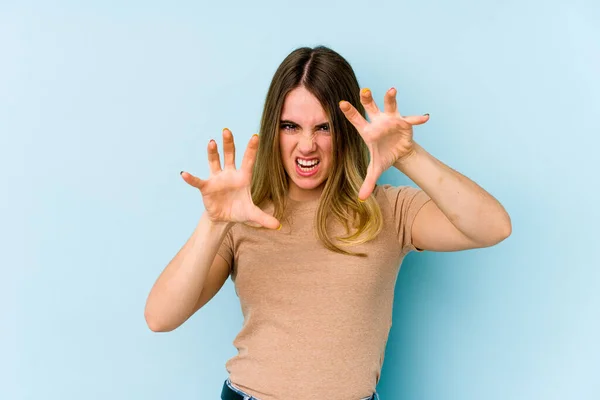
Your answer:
[251,46,383,257]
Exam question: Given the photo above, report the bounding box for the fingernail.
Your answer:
[358,197,366,203]
[253,133,259,138]
[277,224,282,230]
[180,171,184,175]
[423,113,430,116]
[223,127,229,132]
[361,88,370,95]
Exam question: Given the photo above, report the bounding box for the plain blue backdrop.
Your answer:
[3,1,599,399]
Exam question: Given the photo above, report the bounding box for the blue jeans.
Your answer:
[222,378,380,400]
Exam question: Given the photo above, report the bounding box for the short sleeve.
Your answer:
[216,227,234,275]
[380,184,431,253]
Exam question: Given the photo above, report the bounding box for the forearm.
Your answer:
[394,142,511,245]
[144,211,233,331]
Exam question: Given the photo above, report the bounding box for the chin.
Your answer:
[285,164,328,191]
[294,180,326,190]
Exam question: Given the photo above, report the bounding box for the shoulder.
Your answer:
[374,183,420,202]
[374,183,431,215]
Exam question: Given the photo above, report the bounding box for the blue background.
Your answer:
[3,1,599,399]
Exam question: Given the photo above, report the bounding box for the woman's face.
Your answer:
[279,86,333,202]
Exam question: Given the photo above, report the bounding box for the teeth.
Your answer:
[297,158,319,166]
[298,164,318,172]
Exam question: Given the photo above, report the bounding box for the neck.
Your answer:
[287,184,324,202]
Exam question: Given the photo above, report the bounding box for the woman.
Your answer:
[144,46,512,400]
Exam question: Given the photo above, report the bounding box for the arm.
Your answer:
[144,211,233,332]
[337,87,510,251]
[395,142,512,252]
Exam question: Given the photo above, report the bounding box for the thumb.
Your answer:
[248,206,281,230]
[358,170,378,201]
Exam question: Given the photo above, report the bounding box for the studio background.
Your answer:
[2,1,599,399]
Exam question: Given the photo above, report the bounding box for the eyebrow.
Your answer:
[280,119,330,128]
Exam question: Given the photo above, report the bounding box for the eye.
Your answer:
[318,124,331,134]
[280,123,298,132]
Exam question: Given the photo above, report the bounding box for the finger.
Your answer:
[403,114,430,126]
[222,128,236,169]
[240,133,260,173]
[180,171,206,190]
[359,88,380,117]
[249,206,281,230]
[358,164,379,201]
[384,87,398,115]
[207,139,222,175]
[339,101,368,132]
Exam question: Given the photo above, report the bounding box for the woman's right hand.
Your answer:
[180,128,281,230]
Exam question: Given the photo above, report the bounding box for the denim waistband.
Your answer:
[222,378,379,400]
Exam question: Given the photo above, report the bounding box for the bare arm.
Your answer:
[144,211,233,332]
[395,142,512,251]
[144,129,279,332]
[336,87,510,251]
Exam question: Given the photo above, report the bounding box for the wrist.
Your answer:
[394,142,423,171]
[200,211,235,231]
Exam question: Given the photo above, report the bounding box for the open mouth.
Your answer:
[296,157,320,172]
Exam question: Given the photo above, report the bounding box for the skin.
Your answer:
[279,86,333,202]
[340,87,512,250]
[277,84,512,251]
[145,83,512,332]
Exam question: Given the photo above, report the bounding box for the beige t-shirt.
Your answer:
[216,184,431,400]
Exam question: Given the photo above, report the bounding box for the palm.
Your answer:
[340,87,429,200]
[362,114,415,180]
[180,129,280,230]
[198,169,254,223]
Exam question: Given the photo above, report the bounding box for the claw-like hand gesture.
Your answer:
[339,87,429,201]
[181,129,281,230]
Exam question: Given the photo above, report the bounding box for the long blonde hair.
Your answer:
[251,46,383,257]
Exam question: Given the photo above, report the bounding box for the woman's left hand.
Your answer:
[339,87,429,201]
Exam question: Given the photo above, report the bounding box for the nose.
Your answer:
[297,131,317,154]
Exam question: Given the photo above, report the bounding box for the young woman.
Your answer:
[144,46,512,400]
